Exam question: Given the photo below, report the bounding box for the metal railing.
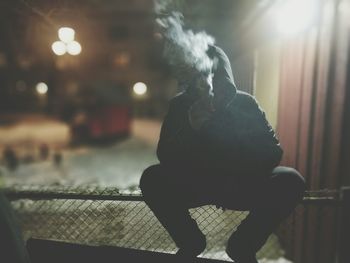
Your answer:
[3,185,345,263]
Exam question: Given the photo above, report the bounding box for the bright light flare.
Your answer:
[275,0,318,36]
[133,82,147,96]
[67,41,82,55]
[58,27,75,43]
[36,82,48,95]
[52,41,67,56]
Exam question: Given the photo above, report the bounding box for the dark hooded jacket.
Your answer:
[157,45,283,179]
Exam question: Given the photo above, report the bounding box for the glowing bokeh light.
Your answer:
[36,82,48,95]
[275,0,317,36]
[52,41,67,56]
[58,27,75,43]
[133,82,147,96]
[67,41,82,55]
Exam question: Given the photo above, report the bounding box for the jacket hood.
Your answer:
[183,45,237,101]
[207,45,237,97]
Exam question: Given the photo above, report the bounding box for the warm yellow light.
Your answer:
[133,82,147,95]
[67,41,82,55]
[36,82,48,95]
[52,41,66,56]
[275,0,317,36]
[58,27,75,43]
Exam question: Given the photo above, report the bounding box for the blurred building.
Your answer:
[0,0,349,183]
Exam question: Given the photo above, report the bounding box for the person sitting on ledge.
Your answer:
[140,45,306,263]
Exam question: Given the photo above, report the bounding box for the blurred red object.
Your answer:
[89,106,130,137]
[71,106,131,143]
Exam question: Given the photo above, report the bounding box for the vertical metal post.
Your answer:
[337,187,350,263]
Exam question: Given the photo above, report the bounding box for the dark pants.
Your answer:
[139,164,306,256]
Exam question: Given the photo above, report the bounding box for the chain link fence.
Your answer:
[4,185,342,263]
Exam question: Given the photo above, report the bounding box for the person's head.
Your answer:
[207,45,237,110]
[212,75,234,109]
[193,71,213,98]
[176,65,213,98]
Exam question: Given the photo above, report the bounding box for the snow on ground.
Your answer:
[0,114,70,151]
[2,137,158,188]
[0,116,160,188]
[131,118,161,146]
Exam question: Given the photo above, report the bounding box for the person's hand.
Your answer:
[188,96,214,131]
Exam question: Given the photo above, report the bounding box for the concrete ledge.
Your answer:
[27,239,230,263]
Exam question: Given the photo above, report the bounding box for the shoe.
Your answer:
[226,248,258,263]
[175,249,198,263]
[226,235,258,263]
[175,230,206,259]
[175,245,205,263]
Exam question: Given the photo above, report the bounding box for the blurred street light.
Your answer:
[36,82,48,95]
[52,27,81,56]
[133,82,147,96]
[67,41,82,55]
[58,27,75,43]
[52,41,67,56]
[274,0,317,36]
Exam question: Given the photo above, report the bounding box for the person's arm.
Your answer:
[234,98,283,169]
[198,96,283,170]
[156,98,195,166]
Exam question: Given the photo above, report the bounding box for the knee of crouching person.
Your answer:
[139,165,160,194]
[283,168,307,196]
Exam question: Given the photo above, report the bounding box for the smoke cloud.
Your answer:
[154,0,216,80]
